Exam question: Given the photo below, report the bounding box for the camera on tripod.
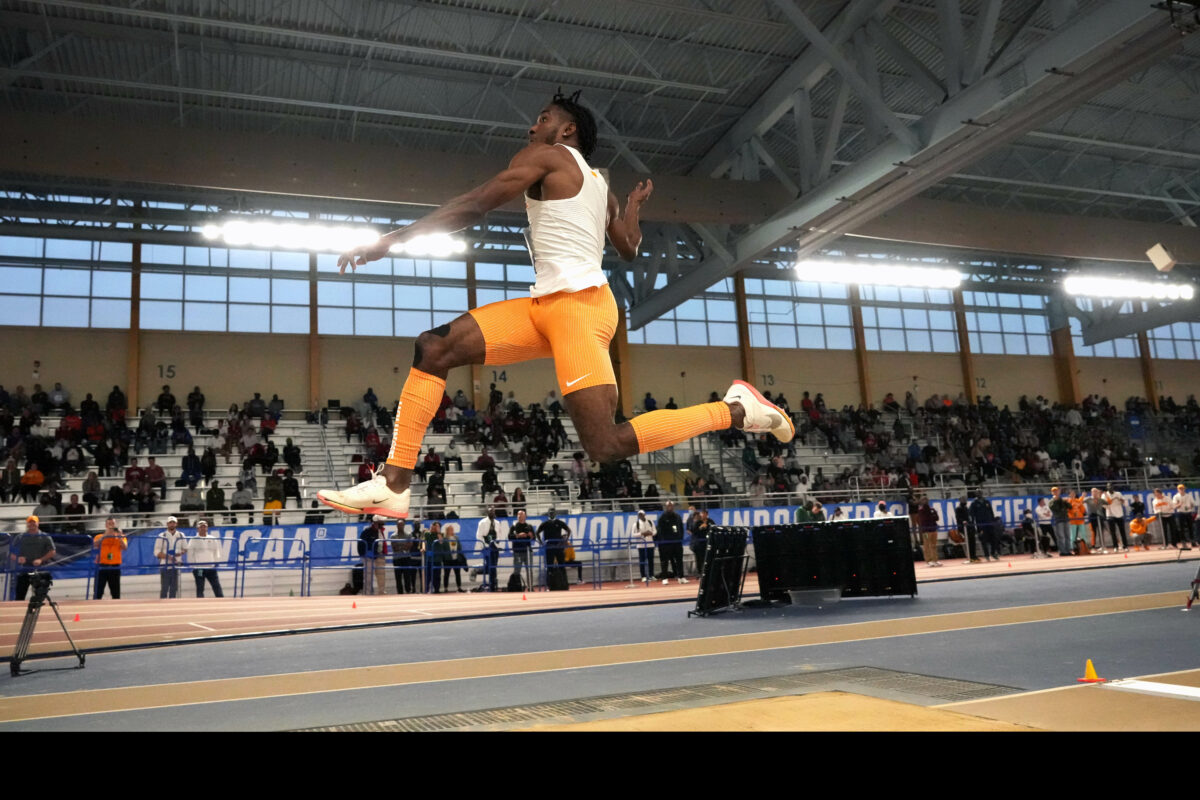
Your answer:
[27,571,52,595]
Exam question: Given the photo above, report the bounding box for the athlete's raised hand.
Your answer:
[337,238,392,274]
[627,179,654,207]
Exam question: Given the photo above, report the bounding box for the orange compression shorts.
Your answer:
[468,284,618,397]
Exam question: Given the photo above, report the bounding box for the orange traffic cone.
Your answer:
[1007,562,1012,568]
[352,601,357,609]
[73,613,80,622]
[522,593,527,601]
[1077,659,1106,683]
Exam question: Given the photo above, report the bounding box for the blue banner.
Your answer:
[6,487,1195,581]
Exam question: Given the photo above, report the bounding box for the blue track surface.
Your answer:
[2,561,1198,730]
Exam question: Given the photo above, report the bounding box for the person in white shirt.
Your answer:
[188,519,225,597]
[153,516,188,598]
[633,509,656,583]
[873,501,891,518]
[1105,488,1129,551]
[1173,484,1196,548]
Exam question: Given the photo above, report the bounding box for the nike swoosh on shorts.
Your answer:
[566,374,591,387]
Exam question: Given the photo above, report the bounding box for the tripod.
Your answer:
[10,572,86,677]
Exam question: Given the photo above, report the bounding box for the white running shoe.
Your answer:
[317,469,411,518]
[678,577,689,584]
[662,578,669,585]
[722,380,794,443]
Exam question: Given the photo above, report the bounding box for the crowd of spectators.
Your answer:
[0,382,303,529]
[719,387,1200,505]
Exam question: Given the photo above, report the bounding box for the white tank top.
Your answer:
[523,144,609,298]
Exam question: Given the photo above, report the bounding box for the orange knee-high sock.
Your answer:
[628,402,732,454]
[386,368,446,469]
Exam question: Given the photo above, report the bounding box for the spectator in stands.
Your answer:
[238,459,258,497]
[543,390,563,415]
[230,481,255,524]
[656,501,685,584]
[145,456,167,496]
[283,438,302,473]
[105,385,126,419]
[508,487,526,516]
[282,470,301,508]
[415,447,441,480]
[0,458,20,503]
[180,481,205,515]
[268,394,285,418]
[473,446,495,471]
[345,411,364,444]
[154,516,186,598]
[32,494,57,530]
[92,517,127,599]
[108,481,135,516]
[201,447,218,482]
[480,465,501,501]
[63,494,86,534]
[188,520,224,598]
[443,440,463,471]
[642,392,657,412]
[358,516,388,595]
[124,457,144,488]
[156,385,176,415]
[19,464,45,503]
[10,516,56,602]
[30,384,49,414]
[81,471,102,514]
[206,480,228,523]
[492,487,509,517]
[362,387,379,412]
[246,393,267,419]
[187,386,205,429]
[136,482,157,527]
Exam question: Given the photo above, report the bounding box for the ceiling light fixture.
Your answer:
[1063,275,1195,302]
[199,220,466,257]
[795,259,962,289]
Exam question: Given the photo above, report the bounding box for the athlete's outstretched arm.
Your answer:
[606,179,653,262]
[338,144,560,273]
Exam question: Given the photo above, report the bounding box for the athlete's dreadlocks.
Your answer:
[550,88,598,160]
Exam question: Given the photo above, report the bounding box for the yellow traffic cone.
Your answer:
[1077,659,1106,683]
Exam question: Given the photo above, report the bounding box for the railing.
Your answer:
[317,414,340,492]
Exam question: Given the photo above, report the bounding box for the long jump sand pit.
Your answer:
[526,691,1039,732]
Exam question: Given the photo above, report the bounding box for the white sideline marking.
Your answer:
[188,622,216,632]
[1104,680,1200,701]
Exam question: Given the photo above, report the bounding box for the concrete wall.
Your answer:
[973,354,1057,408]
[868,351,963,408]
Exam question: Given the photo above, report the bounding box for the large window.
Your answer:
[317,259,468,336]
[0,237,132,328]
[1148,322,1200,360]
